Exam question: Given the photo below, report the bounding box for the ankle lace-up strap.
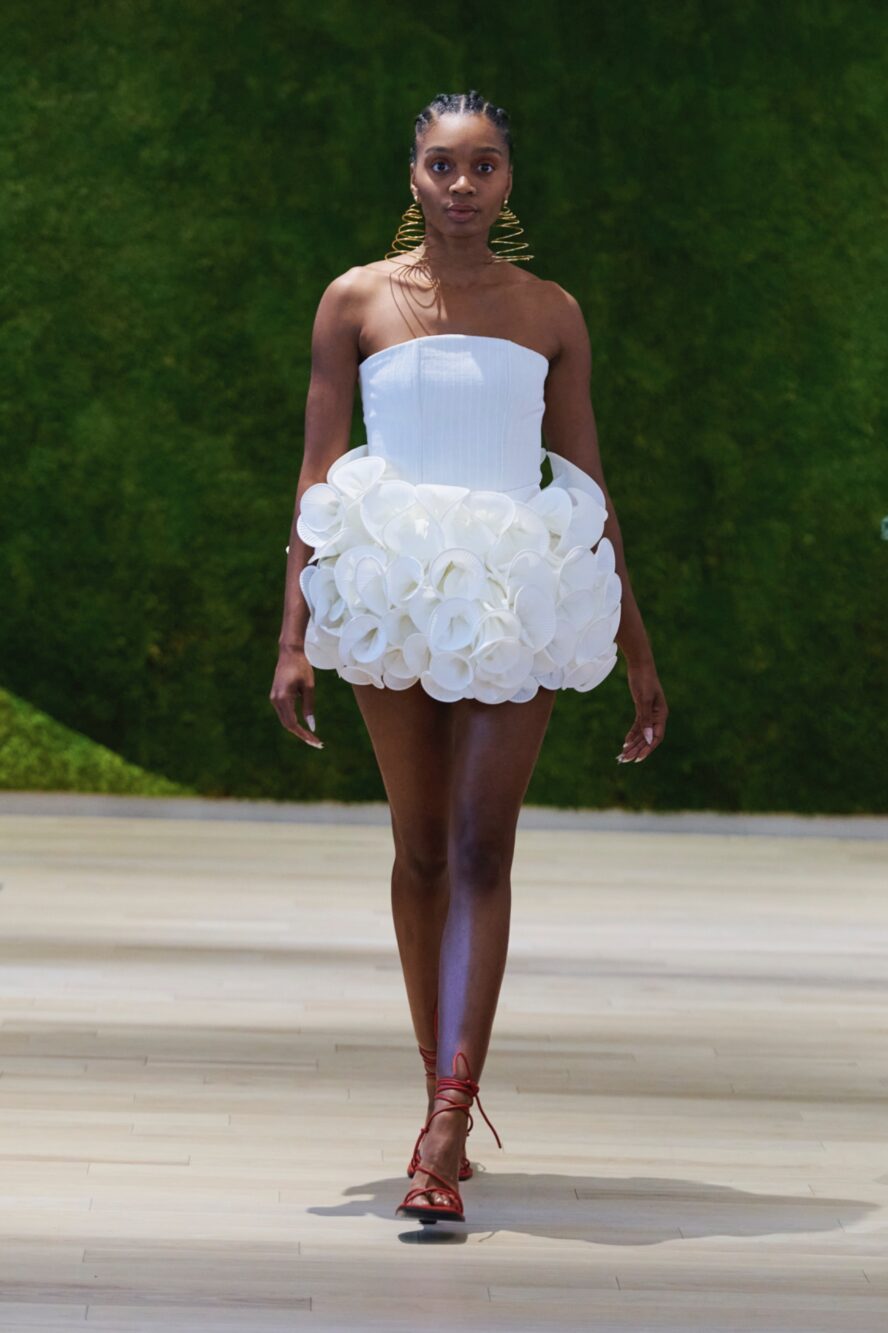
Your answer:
[418,1041,437,1076]
[430,1048,503,1150]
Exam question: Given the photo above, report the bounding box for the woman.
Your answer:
[270,90,668,1225]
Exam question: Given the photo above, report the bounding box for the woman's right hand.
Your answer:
[269,648,325,750]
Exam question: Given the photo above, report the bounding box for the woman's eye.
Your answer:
[430,160,495,173]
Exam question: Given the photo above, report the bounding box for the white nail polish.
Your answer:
[306,714,316,732]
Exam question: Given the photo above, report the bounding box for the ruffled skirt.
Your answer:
[292,444,622,704]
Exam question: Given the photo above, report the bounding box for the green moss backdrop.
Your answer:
[1,1,885,811]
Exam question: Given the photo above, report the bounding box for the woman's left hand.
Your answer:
[617,660,668,763]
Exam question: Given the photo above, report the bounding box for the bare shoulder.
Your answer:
[319,259,402,327]
[314,264,374,322]
[309,266,375,369]
[361,257,399,278]
[498,272,588,361]
[542,281,592,361]
[495,274,588,365]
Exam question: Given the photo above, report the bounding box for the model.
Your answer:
[270,90,668,1225]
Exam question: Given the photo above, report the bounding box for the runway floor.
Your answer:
[0,802,886,1331]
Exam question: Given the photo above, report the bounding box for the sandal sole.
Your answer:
[396,1204,464,1224]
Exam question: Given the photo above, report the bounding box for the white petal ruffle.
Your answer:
[295,444,621,703]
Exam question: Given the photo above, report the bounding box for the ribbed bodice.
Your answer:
[358,333,550,496]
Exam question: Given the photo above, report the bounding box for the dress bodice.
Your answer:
[358,333,549,498]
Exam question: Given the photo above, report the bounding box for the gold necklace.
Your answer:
[394,244,501,296]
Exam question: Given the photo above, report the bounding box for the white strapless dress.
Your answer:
[293,334,622,704]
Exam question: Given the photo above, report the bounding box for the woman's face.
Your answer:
[411,113,512,239]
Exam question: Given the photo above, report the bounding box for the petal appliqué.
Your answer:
[427,650,473,692]
[296,482,343,548]
[428,548,488,600]
[427,597,482,653]
[328,451,387,501]
[360,479,418,543]
[513,583,557,651]
[339,613,388,667]
[383,504,445,563]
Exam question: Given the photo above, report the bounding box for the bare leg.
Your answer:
[411,686,557,1206]
[351,680,453,1113]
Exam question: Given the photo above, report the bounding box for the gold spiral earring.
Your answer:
[489,196,534,264]
[385,196,425,260]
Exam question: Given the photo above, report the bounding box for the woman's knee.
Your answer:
[449,834,514,893]
[393,827,449,885]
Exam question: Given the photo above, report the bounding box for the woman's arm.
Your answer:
[541,285,667,761]
[271,269,364,748]
[277,269,363,653]
[542,285,654,670]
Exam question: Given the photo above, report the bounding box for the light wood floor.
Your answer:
[0,807,886,1331]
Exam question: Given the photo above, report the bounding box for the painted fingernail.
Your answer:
[643,727,653,744]
[306,714,316,732]
[634,755,644,762]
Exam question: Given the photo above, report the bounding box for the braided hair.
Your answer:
[409,90,513,166]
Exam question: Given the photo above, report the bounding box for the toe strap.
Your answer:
[402,1161,463,1211]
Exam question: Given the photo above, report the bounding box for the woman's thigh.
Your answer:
[448,687,557,876]
[351,681,557,871]
[350,681,452,869]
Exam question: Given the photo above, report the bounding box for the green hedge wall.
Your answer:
[1,1,886,812]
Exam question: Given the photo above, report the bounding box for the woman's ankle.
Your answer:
[427,1096,471,1137]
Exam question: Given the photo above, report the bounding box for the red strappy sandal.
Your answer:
[396,1049,503,1225]
[407,1000,472,1181]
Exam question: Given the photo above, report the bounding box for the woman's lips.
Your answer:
[448,207,477,219]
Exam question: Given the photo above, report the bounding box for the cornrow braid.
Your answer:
[409,89,513,166]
